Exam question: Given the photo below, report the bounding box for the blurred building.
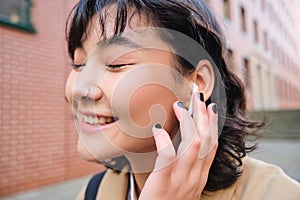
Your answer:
[0,0,103,198]
[205,0,300,110]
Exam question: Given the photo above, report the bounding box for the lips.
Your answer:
[76,110,119,134]
[83,115,118,126]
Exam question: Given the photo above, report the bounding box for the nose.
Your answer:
[73,86,103,102]
[72,66,104,103]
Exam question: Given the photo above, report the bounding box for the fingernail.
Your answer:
[153,123,162,136]
[199,92,204,102]
[212,104,218,114]
[155,123,162,129]
[177,102,183,108]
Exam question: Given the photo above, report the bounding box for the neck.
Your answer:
[126,151,157,197]
[132,172,151,197]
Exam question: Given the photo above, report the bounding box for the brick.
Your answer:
[0,0,102,197]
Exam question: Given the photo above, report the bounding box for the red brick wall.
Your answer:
[0,1,104,197]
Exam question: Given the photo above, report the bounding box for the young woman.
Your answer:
[65,0,300,199]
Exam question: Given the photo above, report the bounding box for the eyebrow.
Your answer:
[98,35,143,49]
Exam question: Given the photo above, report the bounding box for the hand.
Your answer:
[139,93,218,200]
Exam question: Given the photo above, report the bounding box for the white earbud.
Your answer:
[188,83,199,115]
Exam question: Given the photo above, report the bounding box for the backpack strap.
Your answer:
[84,170,107,200]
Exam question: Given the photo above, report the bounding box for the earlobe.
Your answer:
[193,59,215,101]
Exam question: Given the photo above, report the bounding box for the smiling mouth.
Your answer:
[82,115,119,126]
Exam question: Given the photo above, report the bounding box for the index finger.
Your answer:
[152,124,176,174]
[173,101,198,155]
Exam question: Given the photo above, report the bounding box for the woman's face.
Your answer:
[65,13,192,162]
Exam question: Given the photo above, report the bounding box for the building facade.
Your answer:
[205,0,300,110]
[0,0,103,197]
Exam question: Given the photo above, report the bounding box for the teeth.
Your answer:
[83,115,88,122]
[83,114,116,125]
[106,117,112,123]
[88,116,94,124]
[93,117,98,124]
[99,117,106,125]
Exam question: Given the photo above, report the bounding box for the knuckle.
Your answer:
[205,134,213,144]
[158,148,176,161]
[191,139,201,151]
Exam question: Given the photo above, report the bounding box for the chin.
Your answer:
[77,140,99,162]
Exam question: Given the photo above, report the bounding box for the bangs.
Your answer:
[66,0,151,60]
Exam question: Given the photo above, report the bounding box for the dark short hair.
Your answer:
[66,0,265,191]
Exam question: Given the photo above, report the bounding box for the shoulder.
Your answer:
[203,157,300,200]
[242,156,298,184]
[75,170,107,200]
[76,169,130,200]
[235,156,300,200]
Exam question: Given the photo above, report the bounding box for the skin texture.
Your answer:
[65,10,218,199]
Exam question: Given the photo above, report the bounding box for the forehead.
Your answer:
[81,6,171,55]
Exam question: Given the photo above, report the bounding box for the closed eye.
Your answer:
[71,63,86,71]
[106,64,125,69]
[106,63,134,70]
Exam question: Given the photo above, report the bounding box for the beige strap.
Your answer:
[96,169,129,200]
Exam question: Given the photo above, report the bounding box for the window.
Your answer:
[226,48,235,70]
[0,0,35,33]
[261,0,266,11]
[240,6,247,32]
[243,58,250,88]
[275,76,281,99]
[263,31,268,50]
[257,65,264,107]
[253,20,259,43]
[270,39,275,58]
[223,0,231,19]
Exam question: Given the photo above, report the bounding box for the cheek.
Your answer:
[129,85,178,132]
[65,70,78,102]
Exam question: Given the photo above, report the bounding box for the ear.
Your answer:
[192,59,215,101]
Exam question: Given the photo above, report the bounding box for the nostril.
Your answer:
[72,86,90,101]
[85,87,103,101]
[73,86,103,102]
[85,88,91,99]
[81,96,89,100]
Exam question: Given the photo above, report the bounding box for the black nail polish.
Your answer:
[199,92,204,102]
[155,123,162,129]
[212,104,218,114]
[177,102,183,108]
